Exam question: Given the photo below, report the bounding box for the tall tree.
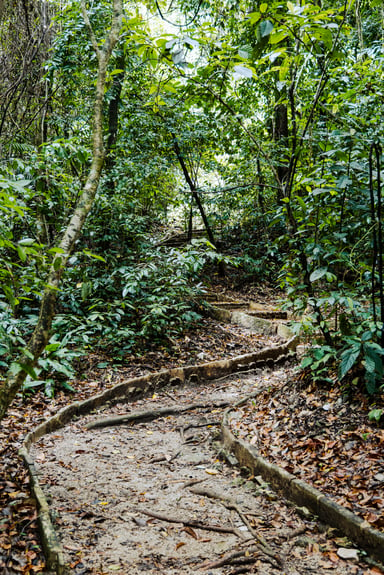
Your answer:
[0,0,123,421]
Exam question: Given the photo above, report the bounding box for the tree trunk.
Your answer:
[171,136,226,276]
[105,48,125,191]
[0,0,123,422]
[172,137,216,244]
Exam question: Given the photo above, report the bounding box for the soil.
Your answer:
[31,365,381,575]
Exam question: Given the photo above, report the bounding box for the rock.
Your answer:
[337,547,359,560]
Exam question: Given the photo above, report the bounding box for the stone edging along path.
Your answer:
[19,306,384,573]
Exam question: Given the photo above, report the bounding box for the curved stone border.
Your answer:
[19,338,297,574]
[221,413,384,564]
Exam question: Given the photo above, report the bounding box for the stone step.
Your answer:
[211,304,294,340]
[214,302,288,319]
[247,310,288,320]
[213,301,247,309]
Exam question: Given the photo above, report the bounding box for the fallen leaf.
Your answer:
[204,468,218,475]
[182,526,198,539]
[327,551,340,563]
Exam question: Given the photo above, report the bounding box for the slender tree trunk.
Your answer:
[273,101,289,195]
[171,137,216,246]
[105,49,125,191]
[0,0,123,421]
[171,136,226,276]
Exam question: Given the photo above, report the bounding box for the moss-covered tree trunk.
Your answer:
[0,0,123,421]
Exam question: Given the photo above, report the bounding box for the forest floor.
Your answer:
[1,282,384,575]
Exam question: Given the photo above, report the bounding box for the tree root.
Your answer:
[199,543,280,571]
[190,485,284,569]
[134,507,249,540]
[86,388,268,430]
[85,399,231,429]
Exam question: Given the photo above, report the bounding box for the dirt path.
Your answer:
[31,367,367,575]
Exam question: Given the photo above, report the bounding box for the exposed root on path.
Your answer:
[85,399,232,430]
[134,507,248,539]
[85,388,271,430]
[198,543,280,572]
[189,485,283,567]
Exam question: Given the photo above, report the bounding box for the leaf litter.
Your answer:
[1,285,384,574]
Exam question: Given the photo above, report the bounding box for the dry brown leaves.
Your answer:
[231,371,384,531]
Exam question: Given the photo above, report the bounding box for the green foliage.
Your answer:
[301,317,384,395]
[53,240,220,357]
[0,302,27,366]
[368,408,383,424]
[22,335,81,398]
[300,346,337,384]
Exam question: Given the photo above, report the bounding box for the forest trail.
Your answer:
[23,299,384,575]
[30,367,364,575]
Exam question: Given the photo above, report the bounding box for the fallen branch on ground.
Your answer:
[199,543,280,571]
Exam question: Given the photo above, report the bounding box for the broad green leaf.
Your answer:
[310,28,333,49]
[83,250,106,262]
[17,245,27,262]
[248,11,261,24]
[363,354,376,374]
[22,349,34,360]
[364,344,384,376]
[295,195,307,212]
[279,58,290,80]
[45,343,61,352]
[287,1,295,13]
[269,31,289,45]
[46,359,74,378]
[260,3,268,13]
[309,267,327,282]
[301,356,313,368]
[18,238,36,246]
[339,347,360,380]
[19,362,38,380]
[337,175,352,189]
[162,83,177,93]
[23,379,44,389]
[368,409,383,422]
[258,20,273,38]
